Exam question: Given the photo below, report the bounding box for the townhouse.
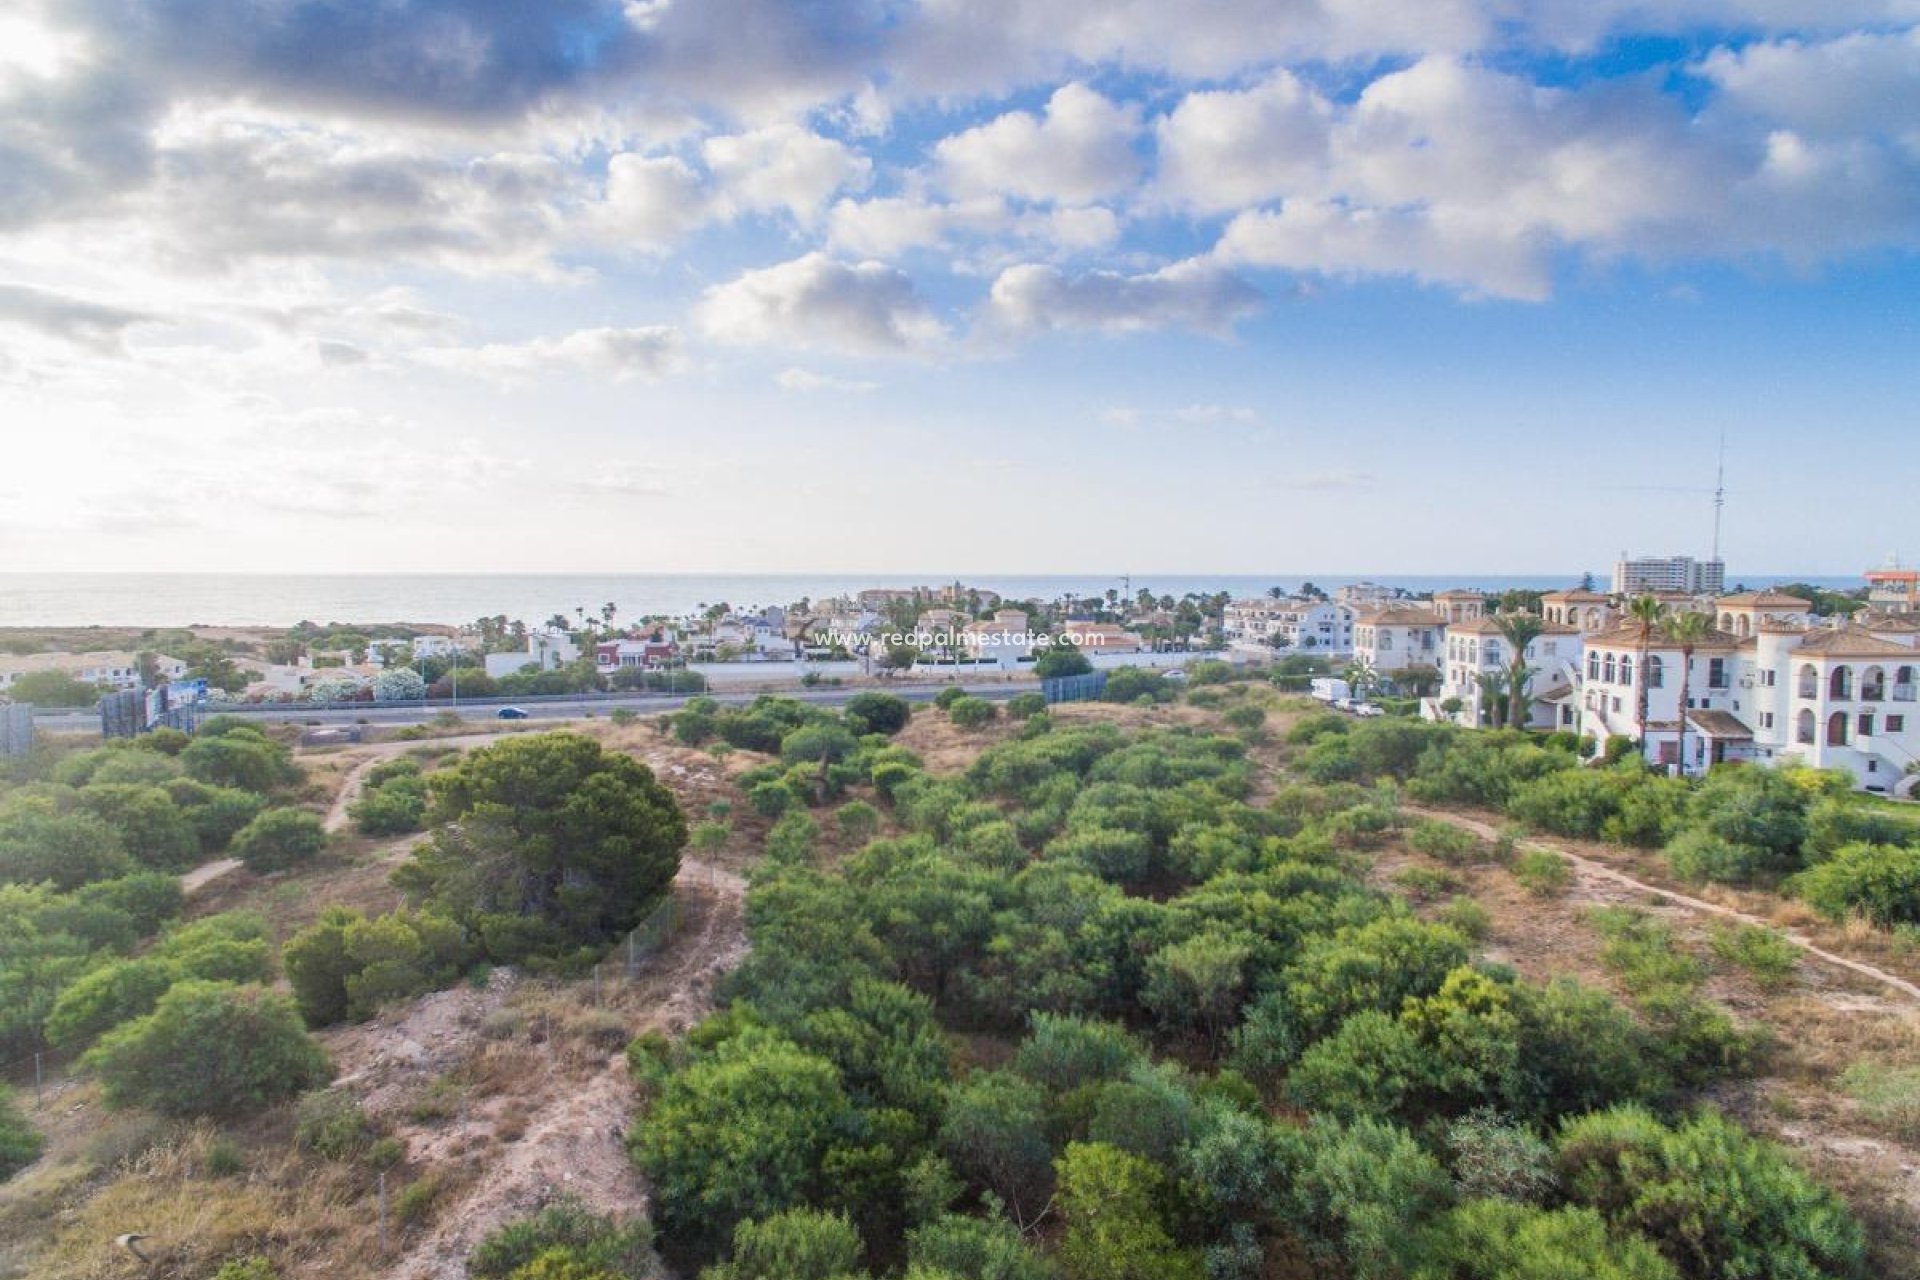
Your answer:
[1437,616,1583,730]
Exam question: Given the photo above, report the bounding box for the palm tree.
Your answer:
[1492,612,1546,731]
[1667,610,1712,776]
[1475,669,1511,726]
[1268,585,1286,600]
[1627,595,1666,739]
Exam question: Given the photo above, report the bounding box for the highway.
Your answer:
[27,679,1044,734]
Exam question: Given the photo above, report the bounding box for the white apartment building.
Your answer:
[0,651,187,692]
[1613,553,1726,596]
[483,629,580,679]
[961,609,1037,667]
[1437,616,1583,730]
[1352,605,1446,679]
[1223,598,1355,655]
[1579,608,1920,791]
[1542,588,1616,633]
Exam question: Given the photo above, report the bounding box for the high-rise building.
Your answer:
[1613,553,1725,596]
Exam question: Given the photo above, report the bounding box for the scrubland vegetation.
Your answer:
[1,680,1917,1280]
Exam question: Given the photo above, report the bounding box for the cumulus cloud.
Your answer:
[1153,71,1332,212]
[936,83,1143,204]
[703,123,871,222]
[418,326,684,382]
[986,261,1263,335]
[696,253,946,355]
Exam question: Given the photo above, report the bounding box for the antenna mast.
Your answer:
[1710,432,1726,565]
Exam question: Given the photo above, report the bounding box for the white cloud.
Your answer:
[418,326,684,382]
[596,152,708,248]
[776,367,880,392]
[936,83,1143,204]
[0,282,159,351]
[1215,200,1555,301]
[827,194,1009,256]
[703,124,872,222]
[986,260,1263,334]
[1154,71,1332,212]
[1286,468,1376,491]
[696,253,946,355]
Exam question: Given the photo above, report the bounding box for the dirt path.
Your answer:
[323,732,515,833]
[1412,806,1920,1006]
[379,856,749,1280]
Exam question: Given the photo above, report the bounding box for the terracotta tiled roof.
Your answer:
[1355,606,1445,626]
[1447,616,1580,637]
[1687,709,1754,738]
[1789,625,1918,659]
[1543,588,1611,603]
[1584,622,1744,651]
[1717,590,1814,608]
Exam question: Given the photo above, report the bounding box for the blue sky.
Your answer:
[0,0,1914,577]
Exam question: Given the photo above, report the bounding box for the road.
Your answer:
[30,680,1039,732]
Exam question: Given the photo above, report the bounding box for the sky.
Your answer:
[0,0,1915,578]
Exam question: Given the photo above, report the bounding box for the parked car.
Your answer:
[1162,669,1189,682]
[1353,703,1385,718]
[496,706,530,720]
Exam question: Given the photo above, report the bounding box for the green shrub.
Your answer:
[0,1084,40,1181]
[230,808,326,873]
[210,1259,278,1280]
[844,692,911,736]
[1665,828,1776,886]
[75,784,199,871]
[1512,849,1572,897]
[748,779,795,818]
[352,773,429,836]
[1416,1200,1676,1280]
[283,906,474,1025]
[705,1208,862,1280]
[1005,692,1048,721]
[1101,668,1170,705]
[1393,866,1463,902]
[948,696,997,728]
[1555,1106,1865,1280]
[1443,1109,1554,1203]
[295,1088,378,1159]
[1407,820,1483,865]
[85,981,329,1117]
[1437,896,1492,941]
[1798,842,1920,927]
[1707,921,1799,989]
[934,686,968,710]
[44,957,178,1052]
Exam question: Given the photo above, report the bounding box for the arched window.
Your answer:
[1585,607,1601,630]
[1798,664,1819,699]
[1620,655,1634,686]
[1604,654,1617,683]
[1898,667,1916,702]
[1796,709,1815,744]
[1588,652,1600,680]
[1862,666,1887,701]
[1830,666,1853,700]
[1720,612,1734,631]
[1828,711,1849,746]
[1736,615,1751,637]
[1647,655,1664,688]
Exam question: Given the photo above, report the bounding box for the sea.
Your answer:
[0,572,1865,629]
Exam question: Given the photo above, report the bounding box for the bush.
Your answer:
[1416,1200,1676,1280]
[1512,849,1572,897]
[283,907,474,1025]
[749,779,796,818]
[1707,921,1799,989]
[1797,841,1920,927]
[210,1260,278,1280]
[75,784,199,871]
[44,957,178,1052]
[844,693,911,736]
[85,980,329,1117]
[948,696,997,728]
[705,1208,862,1280]
[1838,1062,1920,1143]
[1053,1142,1203,1280]
[934,686,969,710]
[295,1088,378,1159]
[230,808,326,873]
[0,1085,40,1181]
[1005,692,1048,721]
[1407,820,1483,865]
[1555,1106,1865,1280]
[468,1198,655,1279]
[0,810,132,890]
[1444,1109,1554,1203]
[1665,828,1775,886]
[1101,668,1169,705]
[182,730,298,792]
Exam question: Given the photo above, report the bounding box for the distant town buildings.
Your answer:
[1612,553,1726,596]
[0,650,185,692]
[1866,560,1919,614]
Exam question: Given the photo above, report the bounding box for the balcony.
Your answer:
[1895,684,1916,702]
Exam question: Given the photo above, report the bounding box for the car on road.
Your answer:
[496,706,530,720]
[1353,703,1386,718]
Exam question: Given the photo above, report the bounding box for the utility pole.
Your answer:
[1710,431,1727,568]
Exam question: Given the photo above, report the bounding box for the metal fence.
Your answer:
[1042,671,1109,704]
[0,703,31,757]
[614,890,682,976]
